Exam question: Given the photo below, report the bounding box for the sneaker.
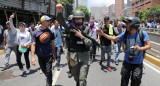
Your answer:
[39,69,42,74]
[99,60,102,65]
[26,69,30,74]
[90,59,93,64]
[20,71,25,76]
[55,63,60,67]
[107,67,112,72]
[1,65,9,71]
[68,72,72,78]
[115,61,119,66]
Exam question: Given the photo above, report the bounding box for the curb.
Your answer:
[145,53,160,67]
[0,49,5,55]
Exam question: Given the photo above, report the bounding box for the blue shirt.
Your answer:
[52,28,62,47]
[118,31,149,64]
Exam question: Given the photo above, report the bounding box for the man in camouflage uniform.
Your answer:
[56,4,92,86]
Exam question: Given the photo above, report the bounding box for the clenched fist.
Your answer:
[56,3,64,13]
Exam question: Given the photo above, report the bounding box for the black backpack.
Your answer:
[124,29,146,58]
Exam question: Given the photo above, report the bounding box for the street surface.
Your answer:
[0,49,160,86]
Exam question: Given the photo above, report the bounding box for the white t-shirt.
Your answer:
[90,25,99,40]
[35,24,41,30]
[0,25,3,34]
[17,30,31,46]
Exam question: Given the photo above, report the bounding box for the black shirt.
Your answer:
[100,26,113,46]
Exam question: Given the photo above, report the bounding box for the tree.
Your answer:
[138,9,149,22]
[148,4,160,21]
[138,5,160,22]
[120,16,125,20]
[75,6,91,21]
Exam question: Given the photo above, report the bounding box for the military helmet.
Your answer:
[68,15,73,20]
[73,10,85,18]
[123,16,140,29]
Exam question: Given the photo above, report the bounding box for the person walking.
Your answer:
[97,16,151,86]
[31,15,56,86]
[1,14,18,71]
[56,4,92,86]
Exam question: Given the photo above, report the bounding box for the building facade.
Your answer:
[108,4,115,20]
[115,0,125,18]
[127,0,132,7]
[90,6,108,22]
[132,0,160,17]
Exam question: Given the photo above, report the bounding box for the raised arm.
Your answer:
[9,14,17,34]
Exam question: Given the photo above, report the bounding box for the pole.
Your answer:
[4,10,8,21]
[49,0,51,15]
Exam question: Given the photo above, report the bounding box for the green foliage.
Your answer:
[120,16,125,20]
[75,6,90,21]
[57,0,74,18]
[148,4,160,18]
[138,4,160,22]
[138,9,149,22]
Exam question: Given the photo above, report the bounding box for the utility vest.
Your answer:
[68,26,90,52]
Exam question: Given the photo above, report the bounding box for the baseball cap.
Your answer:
[41,15,51,22]
[18,22,26,26]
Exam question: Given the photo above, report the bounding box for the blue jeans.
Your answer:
[4,46,17,66]
[101,45,112,67]
[114,41,121,62]
[55,46,62,66]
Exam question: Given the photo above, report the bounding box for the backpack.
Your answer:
[124,29,146,58]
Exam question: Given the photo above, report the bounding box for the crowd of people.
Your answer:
[0,3,152,86]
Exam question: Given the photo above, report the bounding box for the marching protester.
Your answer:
[97,16,151,86]
[113,20,124,65]
[28,22,36,35]
[99,16,114,71]
[1,14,18,71]
[16,21,31,76]
[89,18,99,63]
[35,21,41,29]
[0,22,3,44]
[31,15,56,86]
[64,15,74,78]
[50,20,64,67]
[56,3,92,86]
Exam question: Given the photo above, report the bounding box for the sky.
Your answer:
[88,0,127,9]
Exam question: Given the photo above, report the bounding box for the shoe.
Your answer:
[1,65,9,71]
[76,82,79,86]
[55,63,60,67]
[68,72,72,78]
[90,59,93,64]
[26,69,30,74]
[107,67,112,72]
[115,61,119,66]
[20,71,25,76]
[99,60,102,65]
[39,69,42,74]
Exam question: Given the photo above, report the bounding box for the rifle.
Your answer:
[57,13,103,50]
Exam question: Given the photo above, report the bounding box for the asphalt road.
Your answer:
[0,49,160,86]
